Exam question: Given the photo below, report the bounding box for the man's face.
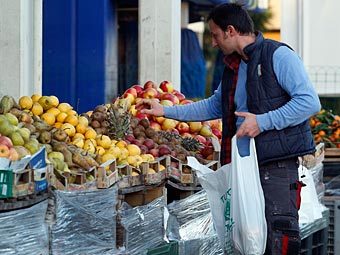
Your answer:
[208,20,234,55]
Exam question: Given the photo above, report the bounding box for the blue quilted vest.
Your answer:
[221,32,315,165]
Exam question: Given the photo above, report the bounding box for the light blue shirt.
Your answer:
[164,46,321,156]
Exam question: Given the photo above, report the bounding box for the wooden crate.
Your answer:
[96,159,118,189]
[324,147,340,163]
[0,168,34,199]
[140,156,169,185]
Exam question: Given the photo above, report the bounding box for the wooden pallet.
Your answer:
[324,148,340,163]
[0,189,49,212]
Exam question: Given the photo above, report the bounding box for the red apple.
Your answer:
[142,88,158,99]
[149,148,159,158]
[176,122,190,134]
[0,136,13,149]
[124,88,137,98]
[160,99,174,106]
[135,112,149,120]
[143,138,155,150]
[173,91,186,101]
[194,134,207,145]
[161,93,179,105]
[8,147,19,161]
[200,145,214,158]
[158,144,171,156]
[180,99,194,105]
[159,80,174,93]
[212,128,222,139]
[124,134,136,143]
[144,81,156,89]
[171,129,180,135]
[150,121,162,131]
[139,145,149,154]
[131,85,144,95]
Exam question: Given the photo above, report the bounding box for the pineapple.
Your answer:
[107,99,131,140]
[159,130,203,152]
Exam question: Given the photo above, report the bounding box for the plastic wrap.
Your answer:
[0,201,48,255]
[325,174,340,196]
[309,163,325,200]
[51,187,118,255]
[300,207,329,240]
[118,197,165,255]
[167,190,210,226]
[167,190,224,254]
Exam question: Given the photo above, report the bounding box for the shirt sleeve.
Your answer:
[256,46,321,131]
[164,83,223,121]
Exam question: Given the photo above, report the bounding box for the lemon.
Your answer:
[73,133,85,141]
[78,116,89,126]
[41,112,56,126]
[56,112,68,123]
[31,102,44,116]
[46,107,61,117]
[65,114,78,126]
[67,109,78,116]
[58,102,73,113]
[84,128,97,140]
[61,123,76,137]
[127,144,141,156]
[31,94,42,103]
[54,122,63,129]
[76,123,87,134]
[49,95,59,107]
[19,96,33,110]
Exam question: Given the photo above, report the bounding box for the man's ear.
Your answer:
[226,25,236,37]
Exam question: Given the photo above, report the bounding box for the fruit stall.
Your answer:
[0,81,224,254]
[0,81,337,254]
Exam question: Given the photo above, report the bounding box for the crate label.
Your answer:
[29,147,46,169]
[1,184,7,195]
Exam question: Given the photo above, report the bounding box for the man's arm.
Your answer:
[140,84,223,121]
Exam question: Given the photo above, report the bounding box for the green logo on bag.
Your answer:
[221,188,234,253]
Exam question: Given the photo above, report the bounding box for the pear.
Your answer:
[52,129,68,142]
[38,96,53,111]
[48,151,65,162]
[24,138,40,154]
[5,112,19,126]
[23,123,36,133]
[45,144,53,154]
[18,127,31,142]
[19,112,33,124]
[38,130,52,144]
[10,131,25,146]
[0,121,15,136]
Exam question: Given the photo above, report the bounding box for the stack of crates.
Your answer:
[323,196,340,254]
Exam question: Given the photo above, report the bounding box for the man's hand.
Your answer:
[136,99,164,116]
[235,112,260,138]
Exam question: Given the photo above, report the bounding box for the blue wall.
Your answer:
[43,0,117,113]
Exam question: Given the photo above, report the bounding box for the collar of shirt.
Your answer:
[223,52,241,71]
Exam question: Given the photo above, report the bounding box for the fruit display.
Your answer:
[0,81,222,190]
[310,109,340,148]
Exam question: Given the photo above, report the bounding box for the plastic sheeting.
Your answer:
[167,190,224,254]
[51,187,118,255]
[118,197,165,255]
[325,174,340,196]
[309,163,325,200]
[300,208,329,240]
[0,201,48,255]
[181,28,206,98]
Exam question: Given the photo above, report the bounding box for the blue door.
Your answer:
[43,0,117,113]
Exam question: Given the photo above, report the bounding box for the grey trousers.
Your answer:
[260,157,302,255]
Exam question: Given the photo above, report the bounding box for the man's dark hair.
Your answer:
[207,3,254,34]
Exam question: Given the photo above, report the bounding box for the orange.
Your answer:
[54,122,63,129]
[84,128,97,140]
[76,123,87,134]
[67,109,78,116]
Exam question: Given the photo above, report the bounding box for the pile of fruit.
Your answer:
[0,80,222,186]
[310,109,340,148]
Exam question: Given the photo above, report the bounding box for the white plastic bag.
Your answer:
[188,136,267,254]
[298,165,323,224]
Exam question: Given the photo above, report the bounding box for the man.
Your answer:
[138,3,321,254]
